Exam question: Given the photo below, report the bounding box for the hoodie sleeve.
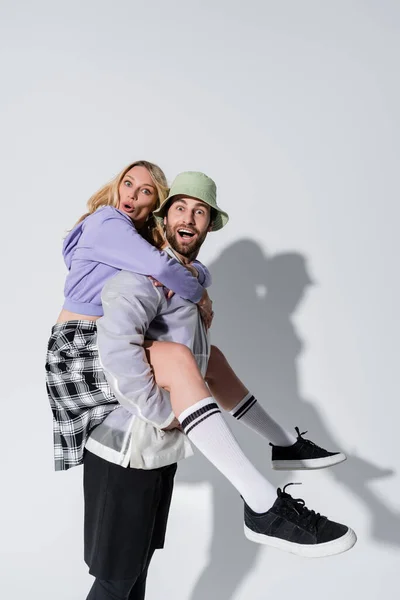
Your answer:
[192,260,212,288]
[75,208,205,303]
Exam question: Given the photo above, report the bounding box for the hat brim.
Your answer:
[153,195,229,232]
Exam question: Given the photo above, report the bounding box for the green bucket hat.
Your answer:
[153,171,229,232]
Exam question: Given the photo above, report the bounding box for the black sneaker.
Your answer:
[244,484,357,557]
[270,427,346,470]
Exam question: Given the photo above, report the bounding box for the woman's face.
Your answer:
[118,166,158,227]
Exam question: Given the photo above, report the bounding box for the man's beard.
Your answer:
[165,223,208,259]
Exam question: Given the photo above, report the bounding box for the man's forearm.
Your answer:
[97,273,175,429]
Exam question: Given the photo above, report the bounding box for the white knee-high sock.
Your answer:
[178,397,276,513]
[230,393,296,446]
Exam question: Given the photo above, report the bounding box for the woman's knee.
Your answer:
[147,341,196,370]
[168,342,197,368]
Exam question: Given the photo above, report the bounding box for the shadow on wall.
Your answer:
[175,238,398,600]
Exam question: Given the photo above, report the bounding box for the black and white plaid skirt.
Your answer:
[45,321,118,471]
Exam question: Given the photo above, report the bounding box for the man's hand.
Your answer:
[197,289,214,330]
[162,417,182,431]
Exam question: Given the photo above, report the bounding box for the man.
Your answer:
[85,172,355,599]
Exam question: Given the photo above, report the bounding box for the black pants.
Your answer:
[83,451,177,599]
[86,549,154,600]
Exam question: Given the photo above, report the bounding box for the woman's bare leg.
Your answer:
[205,345,248,410]
[144,340,210,416]
[206,345,296,446]
[144,341,247,414]
[143,339,276,513]
[144,341,293,446]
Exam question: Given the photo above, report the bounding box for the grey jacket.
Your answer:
[85,268,210,469]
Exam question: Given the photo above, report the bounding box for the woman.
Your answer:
[46,160,213,471]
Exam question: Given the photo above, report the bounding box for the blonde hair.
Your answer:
[75,160,168,248]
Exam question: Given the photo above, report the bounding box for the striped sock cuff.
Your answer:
[179,398,221,436]
[231,393,257,420]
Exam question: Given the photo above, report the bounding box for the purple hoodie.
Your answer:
[62,206,211,316]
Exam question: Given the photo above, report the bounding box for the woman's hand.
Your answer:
[185,264,199,278]
[148,264,199,300]
[197,289,214,330]
[148,276,174,299]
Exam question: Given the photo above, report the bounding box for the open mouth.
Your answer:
[123,203,135,212]
[177,228,196,240]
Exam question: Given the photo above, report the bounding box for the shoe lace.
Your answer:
[278,483,324,529]
[295,426,318,448]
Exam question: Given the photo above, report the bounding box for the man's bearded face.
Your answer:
[164,196,212,258]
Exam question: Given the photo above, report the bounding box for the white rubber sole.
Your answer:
[244,525,357,558]
[272,452,347,471]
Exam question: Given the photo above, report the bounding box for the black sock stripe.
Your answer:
[181,402,219,431]
[236,399,257,420]
[185,409,221,436]
[233,396,256,419]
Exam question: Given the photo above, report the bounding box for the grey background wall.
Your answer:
[1,1,399,598]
